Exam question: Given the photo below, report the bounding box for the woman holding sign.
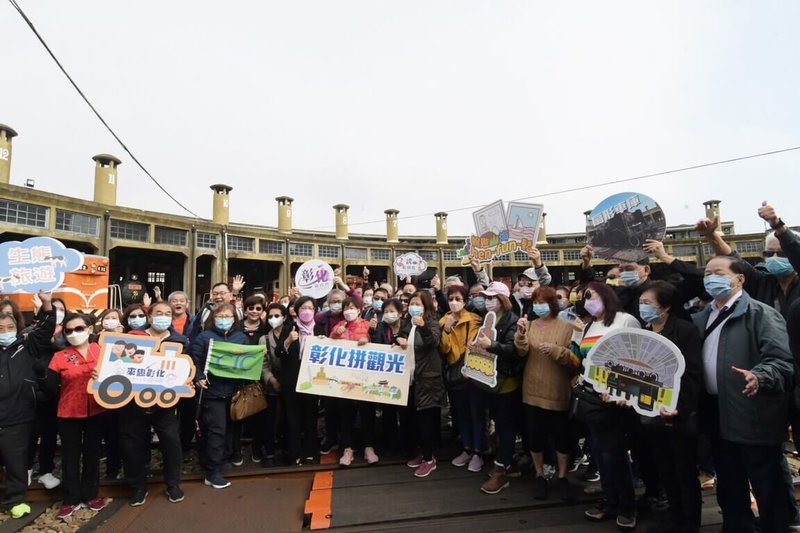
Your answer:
[189,303,250,489]
[638,281,703,533]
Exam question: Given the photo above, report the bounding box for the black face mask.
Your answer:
[574,300,587,318]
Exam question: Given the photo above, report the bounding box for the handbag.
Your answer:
[569,383,613,422]
[230,381,267,421]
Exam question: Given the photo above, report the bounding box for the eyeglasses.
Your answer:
[129,313,146,319]
[64,326,88,334]
[268,314,283,319]
[763,251,786,258]
[247,305,263,311]
[211,291,230,297]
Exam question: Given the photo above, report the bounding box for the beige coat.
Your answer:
[514,318,575,412]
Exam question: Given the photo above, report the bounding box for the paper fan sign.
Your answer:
[394,252,428,278]
[587,192,666,263]
[582,328,685,417]
[294,260,335,299]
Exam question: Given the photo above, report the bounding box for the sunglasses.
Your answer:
[247,305,264,311]
[763,251,786,258]
[268,314,283,319]
[582,290,594,300]
[64,326,88,334]
[129,313,146,319]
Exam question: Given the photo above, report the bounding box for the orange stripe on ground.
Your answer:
[305,472,333,530]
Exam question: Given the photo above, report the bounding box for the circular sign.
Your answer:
[294,260,335,299]
[587,192,666,262]
[393,252,428,278]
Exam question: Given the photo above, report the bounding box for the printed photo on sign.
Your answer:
[582,328,685,417]
[462,311,499,388]
[294,259,335,299]
[587,192,666,262]
[0,236,83,294]
[393,252,428,278]
[506,201,544,245]
[88,332,196,409]
[458,200,542,264]
[296,338,411,406]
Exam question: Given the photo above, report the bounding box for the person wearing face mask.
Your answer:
[329,297,377,466]
[369,299,405,455]
[279,297,320,465]
[568,283,641,529]
[258,303,293,467]
[691,256,794,532]
[97,309,123,334]
[636,281,703,533]
[467,283,487,314]
[438,285,484,473]
[605,267,621,287]
[361,288,374,316]
[46,313,108,520]
[510,249,553,319]
[123,304,149,333]
[0,290,55,520]
[116,302,186,506]
[189,304,250,489]
[363,288,389,324]
[314,274,364,337]
[187,280,245,343]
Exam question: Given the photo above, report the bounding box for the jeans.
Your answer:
[449,384,486,452]
[0,422,33,507]
[586,408,636,516]
[120,404,182,492]
[59,415,104,505]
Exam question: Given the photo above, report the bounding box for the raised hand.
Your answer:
[142,292,152,308]
[369,317,378,330]
[516,316,529,334]
[580,245,593,267]
[363,266,370,279]
[757,201,780,226]
[430,275,441,291]
[643,240,671,262]
[470,258,483,272]
[695,214,720,237]
[528,247,542,267]
[37,290,52,311]
[232,274,245,294]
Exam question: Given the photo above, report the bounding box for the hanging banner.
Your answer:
[0,236,84,293]
[462,311,499,388]
[393,252,428,278]
[294,259,335,299]
[587,192,666,262]
[88,332,196,409]
[457,200,544,264]
[296,338,410,406]
[582,328,685,417]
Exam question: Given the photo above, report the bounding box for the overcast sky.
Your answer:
[3,1,799,239]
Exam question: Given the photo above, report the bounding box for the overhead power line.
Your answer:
[8,0,201,218]
[316,145,800,229]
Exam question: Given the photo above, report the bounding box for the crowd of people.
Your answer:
[1,200,799,533]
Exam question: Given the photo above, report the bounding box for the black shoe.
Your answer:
[581,469,600,482]
[166,486,185,503]
[230,452,244,467]
[557,477,576,502]
[130,489,148,507]
[533,476,548,500]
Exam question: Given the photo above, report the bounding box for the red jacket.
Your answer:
[329,318,371,342]
[49,343,105,418]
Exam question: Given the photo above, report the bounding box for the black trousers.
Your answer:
[338,399,376,450]
[59,415,104,506]
[119,404,182,492]
[283,391,317,461]
[177,395,197,455]
[27,397,58,474]
[417,407,440,461]
[101,410,122,477]
[199,398,230,476]
[0,422,33,507]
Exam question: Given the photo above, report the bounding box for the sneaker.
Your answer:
[320,442,339,455]
[304,456,315,465]
[467,454,484,473]
[87,498,107,512]
[556,477,576,502]
[166,486,185,503]
[252,452,263,464]
[582,469,600,483]
[204,475,231,489]
[339,447,354,467]
[414,458,437,478]
[584,504,617,522]
[38,472,61,490]
[481,464,509,494]
[569,454,587,473]
[56,504,81,520]
[533,475,548,500]
[9,503,31,519]
[699,473,716,490]
[407,454,424,469]
[616,513,637,530]
[451,450,472,467]
[129,490,148,507]
[230,452,244,467]
[263,456,277,468]
[364,447,379,465]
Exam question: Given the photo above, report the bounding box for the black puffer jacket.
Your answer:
[400,316,443,411]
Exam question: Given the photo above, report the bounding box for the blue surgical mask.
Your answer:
[558,299,567,311]
[639,304,662,324]
[619,271,641,287]
[151,316,172,332]
[321,306,330,314]
[0,331,17,347]
[532,303,551,317]
[471,296,485,312]
[408,305,424,318]
[765,256,794,277]
[373,299,384,311]
[704,274,733,300]
[128,316,147,330]
[215,317,235,331]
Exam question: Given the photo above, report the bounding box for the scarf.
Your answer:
[297,319,315,359]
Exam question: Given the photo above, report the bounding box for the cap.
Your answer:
[520,267,539,281]
[480,281,510,298]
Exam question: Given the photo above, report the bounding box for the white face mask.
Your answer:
[363,297,373,307]
[102,319,120,331]
[268,316,284,329]
[343,309,360,322]
[448,300,465,313]
[55,309,65,325]
[382,312,399,324]
[66,330,90,346]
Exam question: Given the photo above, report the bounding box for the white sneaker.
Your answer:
[38,472,61,490]
[451,450,472,467]
[467,454,484,473]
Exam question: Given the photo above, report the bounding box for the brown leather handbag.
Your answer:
[230,382,267,421]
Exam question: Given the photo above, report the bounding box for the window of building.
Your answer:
[345,247,368,260]
[541,250,559,262]
[671,245,697,257]
[55,210,99,236]
[0,200,48,228]
[227,235,255,253]
[736,241,762,253]
[197,232,218,249]
[443,250,459,262]
[419,250,438,261]
[370,248,391,261]
[147,272,165,283]
[259,239,284,255]
[702,244,715,257]
[513,251,529,262]
[289,242,314,257]
[110,219,149,242]
[563,250,582,262]
[154,226,187,247]
[319,245,340,259]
